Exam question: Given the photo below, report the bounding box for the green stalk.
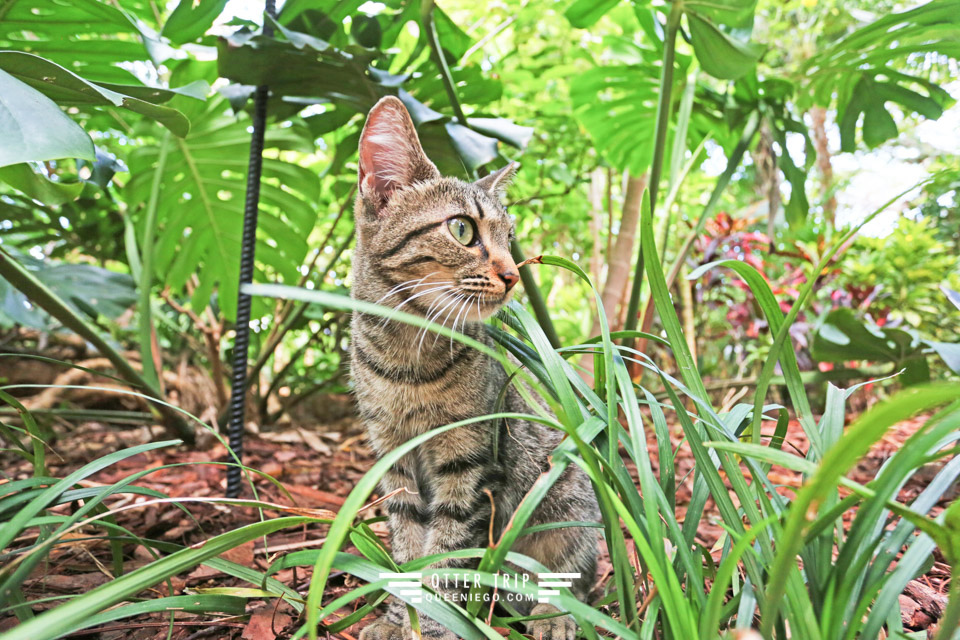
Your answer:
[659,67,698,260]
[622,3,682,336]
[138,131,171,392]
[419,0,560,347]
[633,111,759,351]
[936,562,960,640]
[0,247,194,443]
[421,0,468,126]
[512,240,561,349]
[664,110,760,290]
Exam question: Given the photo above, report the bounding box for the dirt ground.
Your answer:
[0,380,955,639]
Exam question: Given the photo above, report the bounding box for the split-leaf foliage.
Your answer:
[1,0,959,639]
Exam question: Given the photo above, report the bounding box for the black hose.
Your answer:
[226,0,276,498]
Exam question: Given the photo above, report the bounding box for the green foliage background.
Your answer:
[1,0,960,638]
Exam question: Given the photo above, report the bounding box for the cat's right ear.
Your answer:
[358,96,440,214]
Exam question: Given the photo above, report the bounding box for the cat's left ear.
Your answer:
[358,96,440,214]
[475,161,519,199]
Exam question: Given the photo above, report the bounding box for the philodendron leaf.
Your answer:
[162,0,229,44]
[0,163,83,205]
[0,52,197,137]
[808,307,960,385]
[467,118,534,149]
[684,0,761,80]
[0,68,94,167]
[564,0,621,28]
[686,13,762,80]
[803,1,957,151]
[445,121,499,170]
[839,74,949,151]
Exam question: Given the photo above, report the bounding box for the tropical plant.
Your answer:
[1,0,960,638]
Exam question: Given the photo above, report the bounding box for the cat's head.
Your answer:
[354,96,520,322]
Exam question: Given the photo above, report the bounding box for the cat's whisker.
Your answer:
[423,292,463,353]
[449,293,474,355]
[414,289,457,360]
[418,291,462,360]
[438,292,471,351]
[375,272,438,305]
[432,292,464,349]
[379,283,453,329]
[374,276,441,328]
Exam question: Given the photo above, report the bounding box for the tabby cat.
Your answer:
[351,97,599,640]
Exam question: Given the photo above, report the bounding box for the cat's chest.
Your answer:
[353,360,494,452]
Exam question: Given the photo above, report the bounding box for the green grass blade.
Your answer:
[759,383,959,636]
[3,516,323,640]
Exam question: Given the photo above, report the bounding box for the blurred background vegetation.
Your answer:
[0,0,958,424]
[2,2,960,639]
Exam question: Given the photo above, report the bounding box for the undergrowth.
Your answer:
[2,184,959,640]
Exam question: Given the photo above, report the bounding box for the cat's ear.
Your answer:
[358,96,440,213]
[475,161,519,199]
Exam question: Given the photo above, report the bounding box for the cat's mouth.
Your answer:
[441,286,509,321]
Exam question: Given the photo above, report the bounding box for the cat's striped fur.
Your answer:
[351,97,599,640]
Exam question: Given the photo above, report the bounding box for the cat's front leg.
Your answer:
[361,458,430,640]
[413,435,500,639]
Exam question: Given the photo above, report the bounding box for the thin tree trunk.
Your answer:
[593,173,646,334]
[581,172,647,381]
[606,167,614,260]
[589,168,605,287]
[755,118,781,245]
[810,106,837,229]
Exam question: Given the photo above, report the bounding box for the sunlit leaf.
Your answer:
[0,69,94,167]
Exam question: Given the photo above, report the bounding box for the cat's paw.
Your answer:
[359,617,406,640]
[525,604,576,640]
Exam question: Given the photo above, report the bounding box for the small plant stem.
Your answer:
[257,325,325,419]
[512,240,562,349]
[246,226,355,391]
[0,247,193,443]
[622,3,682,338]
[634,111,760,352]
[936,562,959,640]
[420,0,560,346]
[138,130,171,392]
[422,0,468,126]
[265,184,355,347]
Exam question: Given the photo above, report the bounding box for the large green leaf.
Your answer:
[216,20,524,175]
[0,51,200,137]
[564,0,621,28]
[685,11,761,80]
[0,0,156,85]
[161,0,230,44]
[564,0,760,79]
[802,0,959,151]
[0,246,136,330]
[0,68,94,167]
[0,163,83,204]
[123,97,319,320]
[570,63,660,174]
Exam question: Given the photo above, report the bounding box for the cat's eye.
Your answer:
[447,216,476,246]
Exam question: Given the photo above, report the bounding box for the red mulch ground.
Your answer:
[0,385,955,639]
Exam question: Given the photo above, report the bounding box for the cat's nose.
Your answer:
[499,270,519,291]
